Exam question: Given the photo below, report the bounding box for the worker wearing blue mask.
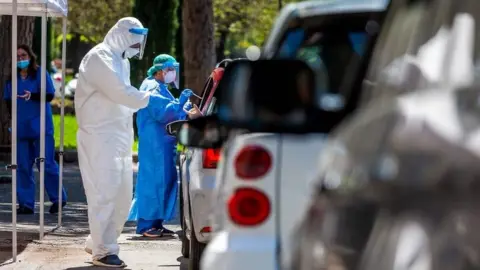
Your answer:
[3,44,68,215]
[128,54,198,237]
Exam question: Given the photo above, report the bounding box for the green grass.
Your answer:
[64,74,74,84]
[53,115,139,152]
[53,114,77,150]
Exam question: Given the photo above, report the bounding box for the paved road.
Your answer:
[0,163,185,269]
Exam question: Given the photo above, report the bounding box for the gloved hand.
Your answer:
[183,101,193,112]
[179,89,194,104]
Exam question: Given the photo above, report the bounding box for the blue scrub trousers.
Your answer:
[17,133,68,210]
[137,219,164,234]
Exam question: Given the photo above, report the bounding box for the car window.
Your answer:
[363,0,480,102]
[205,97,217,115]
[198,77,214,111]
[296,32,369,110]
[201,67,225,115]
[277,13,380,112]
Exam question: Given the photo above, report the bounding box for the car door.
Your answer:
[182,67,225,232]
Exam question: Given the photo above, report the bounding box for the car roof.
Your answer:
[293,0,390,18]
[263,0,390,58]
[216,58,247,68]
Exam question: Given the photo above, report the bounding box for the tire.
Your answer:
[188,208,206,270]
[179,160,190,258]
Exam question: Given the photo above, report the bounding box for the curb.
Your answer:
[55,150,79,163]
[54,151,139,163]
[1,151,138,164]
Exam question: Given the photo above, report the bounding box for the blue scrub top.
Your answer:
[3,69,55,139]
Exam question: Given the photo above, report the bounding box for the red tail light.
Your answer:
[228,188,270,226]
[234,145,272,179]
[200,226,211,233]
[203,148,221,169]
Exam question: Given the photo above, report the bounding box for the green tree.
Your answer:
[55,0,133,44]
[32,18,53,73]
[52,0,133,72]
[183,0,215,97]
[174,0,184,94]
[131,0,179,88]
[213,0,302,60]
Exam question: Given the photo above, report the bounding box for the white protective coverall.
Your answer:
[74,17,150,260]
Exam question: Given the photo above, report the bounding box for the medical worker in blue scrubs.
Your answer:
[3,44,68,215]
[128,54,197,237]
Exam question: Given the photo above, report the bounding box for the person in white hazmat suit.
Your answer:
[74,17,193,268]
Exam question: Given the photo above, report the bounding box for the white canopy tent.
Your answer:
[0,0,67,16]
[1,0,68,262]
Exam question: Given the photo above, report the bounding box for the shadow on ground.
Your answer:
[177,256,189,270]
[0,231,34,265]
[0,169,91,266]
[127,235,177,241]
[65,265,134,270]
[63,257,188,270]
[0,165,184,269]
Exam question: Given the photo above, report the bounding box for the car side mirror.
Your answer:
[166,120,188,136]
[178,115,228,149]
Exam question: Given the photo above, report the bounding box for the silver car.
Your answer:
[166,59,232,270]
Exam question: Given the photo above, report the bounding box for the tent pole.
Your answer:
[11,0,18,262]
[58,16,67,227]
[39,10,47,241]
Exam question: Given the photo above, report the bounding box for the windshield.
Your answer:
[276,12,382,112]
[364,0,480,101]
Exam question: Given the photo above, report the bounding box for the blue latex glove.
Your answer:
[179,89,194,104]
[183,101,193,112]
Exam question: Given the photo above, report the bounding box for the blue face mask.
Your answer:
[17,60,29,69]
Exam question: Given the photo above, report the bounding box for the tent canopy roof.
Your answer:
[0,0,67,17]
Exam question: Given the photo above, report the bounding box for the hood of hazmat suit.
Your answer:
[74,17,150,260]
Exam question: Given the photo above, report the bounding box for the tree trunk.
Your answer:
[65,35,93,74]
[0,16,36,151]
[175,0,184,94]
[183,0,215,102]
[132,0,178,88]
[32,17,53,73]
[216,30,228,62]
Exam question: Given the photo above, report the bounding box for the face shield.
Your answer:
[127,27,148,60]
[155,61,180,88]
